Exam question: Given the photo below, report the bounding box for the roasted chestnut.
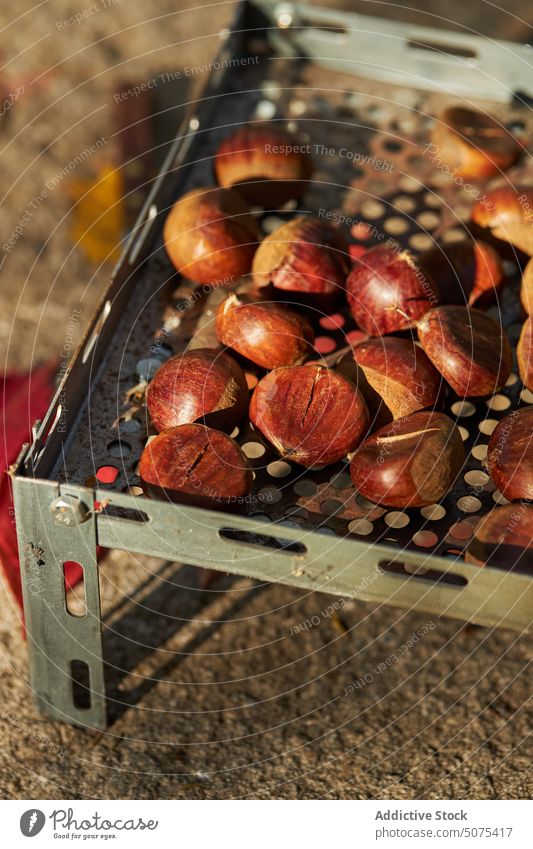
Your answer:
[216,293,314,369]
[139,423,253,509]
[417,306,512,397]
[419,239,504,308]
[350,411,465,508]
[163,185,261,283]
[517,316,533,392]
[349,336,441,426]
[472,186,533,257]
[430,106,522,180]
[214,124,313,205]
[346,246,438,336]
[249,363,369,467]
[466,505,533,573]
[146,348,248,433]
[521,258,533,314]
[251,216,349,301]
[486,407,533,502]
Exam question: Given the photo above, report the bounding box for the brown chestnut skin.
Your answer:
[430,106,522,181]
[472,187,533,257]
[521,258,533,314]
[517,316,533,392]
[346,246,438,336]
[216,293,314,369]
[163,186,261,283]
[417,306,512,397]
[350,411,465,508]
[250,364,369,467]
[486,407,533,502]
[139,423,253,509]
[252,216,349,300]
[466,505,533,573]
[214,125,313,206]
[420,239,504,309]
[351,336,441,427]
[146,348,248,433]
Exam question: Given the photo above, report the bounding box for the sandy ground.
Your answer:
[0,0,531,799]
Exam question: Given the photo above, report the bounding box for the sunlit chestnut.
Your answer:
[214,124,313,206]
[349,336,441,426]
[216,293,314,369]
[417,305,512,397]
[521,258,533,314]
[163,186,261,283]
[350,411,465,508]
[430,106,522,180]
[517,316,533,391]
[146,348,248,433]
[420,239,504,308]
[466,505,533,573]
[486,407,533,502]
[249,363,369,467]
[139,423,252,509]
[252,216,349,302]
[471,186,533,256]
[346,246,438,336]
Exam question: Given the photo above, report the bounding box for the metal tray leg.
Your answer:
[14,478,106,729]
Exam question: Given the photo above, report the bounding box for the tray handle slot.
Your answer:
[219,527,307,555]
[379,559,468,589]
[406,38,477,61]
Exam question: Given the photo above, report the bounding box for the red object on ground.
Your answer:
[0,361,83,609]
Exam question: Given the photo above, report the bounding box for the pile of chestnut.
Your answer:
[139,112,532,571]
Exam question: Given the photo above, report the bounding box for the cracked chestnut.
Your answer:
[472,186,533,256]
[486,407,533,502]
[350,411,465,508]
[139,423,253,509]
[346,246,438,336]
[214,124,313,205]
[420,239,504,308]
[466,505,533,573]
[517,316,533,391]
[521,258,533,314]
[163,185,261,283]
[417,306,512,397]
[252,216,349,302]
[249,363,369,467]
[146,348,248,433]
[430,106,522,180]
[216,293,314,369]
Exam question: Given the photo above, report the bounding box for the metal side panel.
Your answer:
[14,477,106,729]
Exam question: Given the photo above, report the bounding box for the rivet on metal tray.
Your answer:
[50,495,90,527]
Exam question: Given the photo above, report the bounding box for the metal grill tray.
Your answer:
[14,0,533,729]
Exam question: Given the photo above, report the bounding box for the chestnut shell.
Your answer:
[430,106,522,180]
[346,246,438,336]
[471,187,533,257]
[216,293,314,369]
[350,411,465,508]
[417,306,512,397]
[163,186,261,283]
[250,363,369,467]
[466,505,533,573]
[139,423,253,509]
[146,348,249,433]
[486,407,533,502]
[351,336,442,426]
[521,259,533,315]
[517,317,533,392]
[214,125,313,205]
[252,216,349,299]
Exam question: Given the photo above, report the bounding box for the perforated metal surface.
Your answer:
[52,52,533,568]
